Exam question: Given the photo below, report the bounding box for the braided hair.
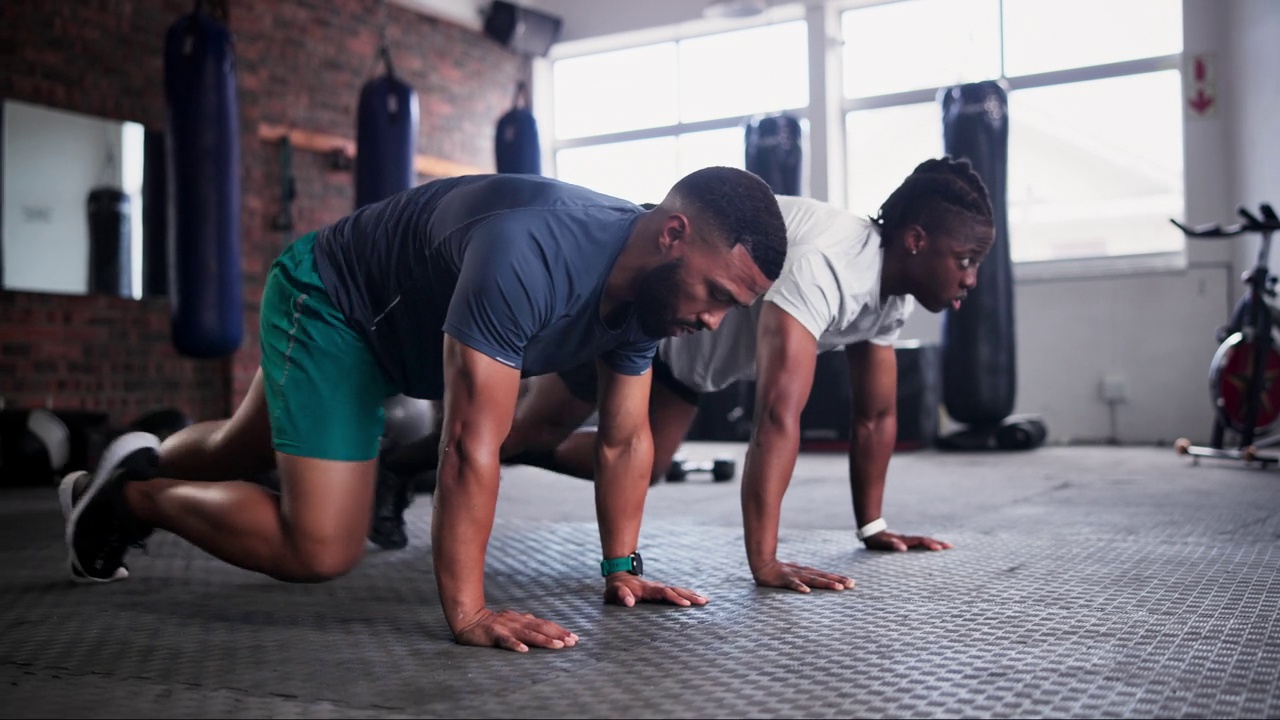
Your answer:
[874,157,994,247]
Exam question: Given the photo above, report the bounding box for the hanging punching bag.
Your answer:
[495,82,540,175]
[164,8,243,358]
[86,187,132,298]
[355,49,419,209]
[745,114,803,196]
[940,81,1016,426]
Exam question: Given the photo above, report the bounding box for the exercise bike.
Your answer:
[1173,202,1280,467]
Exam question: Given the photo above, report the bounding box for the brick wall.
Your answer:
[0,0,521,427]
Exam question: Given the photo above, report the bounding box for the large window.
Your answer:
[551,19,808,204]
[547,1,1186,266]
[843,0,1184,264]
[554,128,746,204]
[846,103,943,219]
[843,0,1001,99]
[1007,71,1184,262]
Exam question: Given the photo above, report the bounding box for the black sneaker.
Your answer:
[368,464,412,550]
[59,431,160,583]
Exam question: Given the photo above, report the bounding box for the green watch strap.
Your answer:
[600,552,643,577]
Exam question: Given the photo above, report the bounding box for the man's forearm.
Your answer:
[432,447,501,634]
[594,435,651,560]
[849,413,896,527]
[741,417,800,572]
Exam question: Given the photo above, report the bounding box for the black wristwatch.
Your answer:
[600,551,643,577]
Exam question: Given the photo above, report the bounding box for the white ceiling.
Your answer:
[387,0,804,43]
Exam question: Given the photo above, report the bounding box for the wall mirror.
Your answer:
[2,99,164,299]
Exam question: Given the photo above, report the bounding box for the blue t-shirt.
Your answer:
[313,174,658,399]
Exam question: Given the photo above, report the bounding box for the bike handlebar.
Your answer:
[1171,202,1280,238]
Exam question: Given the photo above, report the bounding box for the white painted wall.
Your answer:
[1226,0,1280,280]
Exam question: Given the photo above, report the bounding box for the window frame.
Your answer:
[540,6,812,188]
[839,1,1184,275]
[535,0,1187,278]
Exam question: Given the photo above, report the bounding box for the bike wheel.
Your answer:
[1209,330,1280,435]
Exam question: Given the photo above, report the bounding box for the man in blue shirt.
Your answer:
[61,168,788,653]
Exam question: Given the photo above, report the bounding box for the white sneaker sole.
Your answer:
[60,431,160,583]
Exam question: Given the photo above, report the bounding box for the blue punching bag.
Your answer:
[745,113,803,196]
[939,81,1021,429]
[495,82,540,175]
[356,48,419,209]
[164,9,243,358]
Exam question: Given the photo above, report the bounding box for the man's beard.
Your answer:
[633,259,688,338]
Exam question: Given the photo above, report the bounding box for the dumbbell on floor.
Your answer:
[665,455,736,483]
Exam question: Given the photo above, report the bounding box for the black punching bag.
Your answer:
[940,81,1017,425]
[356,48,418,209]
[495,82,540,175]
[86,188,131,297]
[164,7,243,358]
[745,114,802,196]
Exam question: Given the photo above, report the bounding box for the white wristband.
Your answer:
[857,518,887,540]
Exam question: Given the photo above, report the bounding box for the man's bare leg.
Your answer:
[154,369,277,480]
[121,368,377,581]
[551,379,701,483]
[499,374,598,475]
[380,375,596,477]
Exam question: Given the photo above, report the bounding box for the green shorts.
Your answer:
[259,231,397,461]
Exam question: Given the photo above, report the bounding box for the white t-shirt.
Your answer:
[657,195,914,393]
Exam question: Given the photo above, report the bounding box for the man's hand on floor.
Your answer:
[604,574,709,607]
[452,607,579,653]
[752,560,855,593]
[862,531,952,552]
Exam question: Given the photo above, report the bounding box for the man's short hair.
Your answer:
[667,167,787,281]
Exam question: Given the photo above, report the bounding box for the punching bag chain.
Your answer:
[191,0,228,24]
[376,0,396,79]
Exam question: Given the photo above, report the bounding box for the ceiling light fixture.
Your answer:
[702,0,769,19]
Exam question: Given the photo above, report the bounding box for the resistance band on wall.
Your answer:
[271,136,296,237]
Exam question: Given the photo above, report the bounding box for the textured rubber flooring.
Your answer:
[1,445,1279,719]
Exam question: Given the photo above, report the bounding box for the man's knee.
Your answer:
[285,535,366,582]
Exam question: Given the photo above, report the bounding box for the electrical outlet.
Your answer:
[1100,375,1129,403]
